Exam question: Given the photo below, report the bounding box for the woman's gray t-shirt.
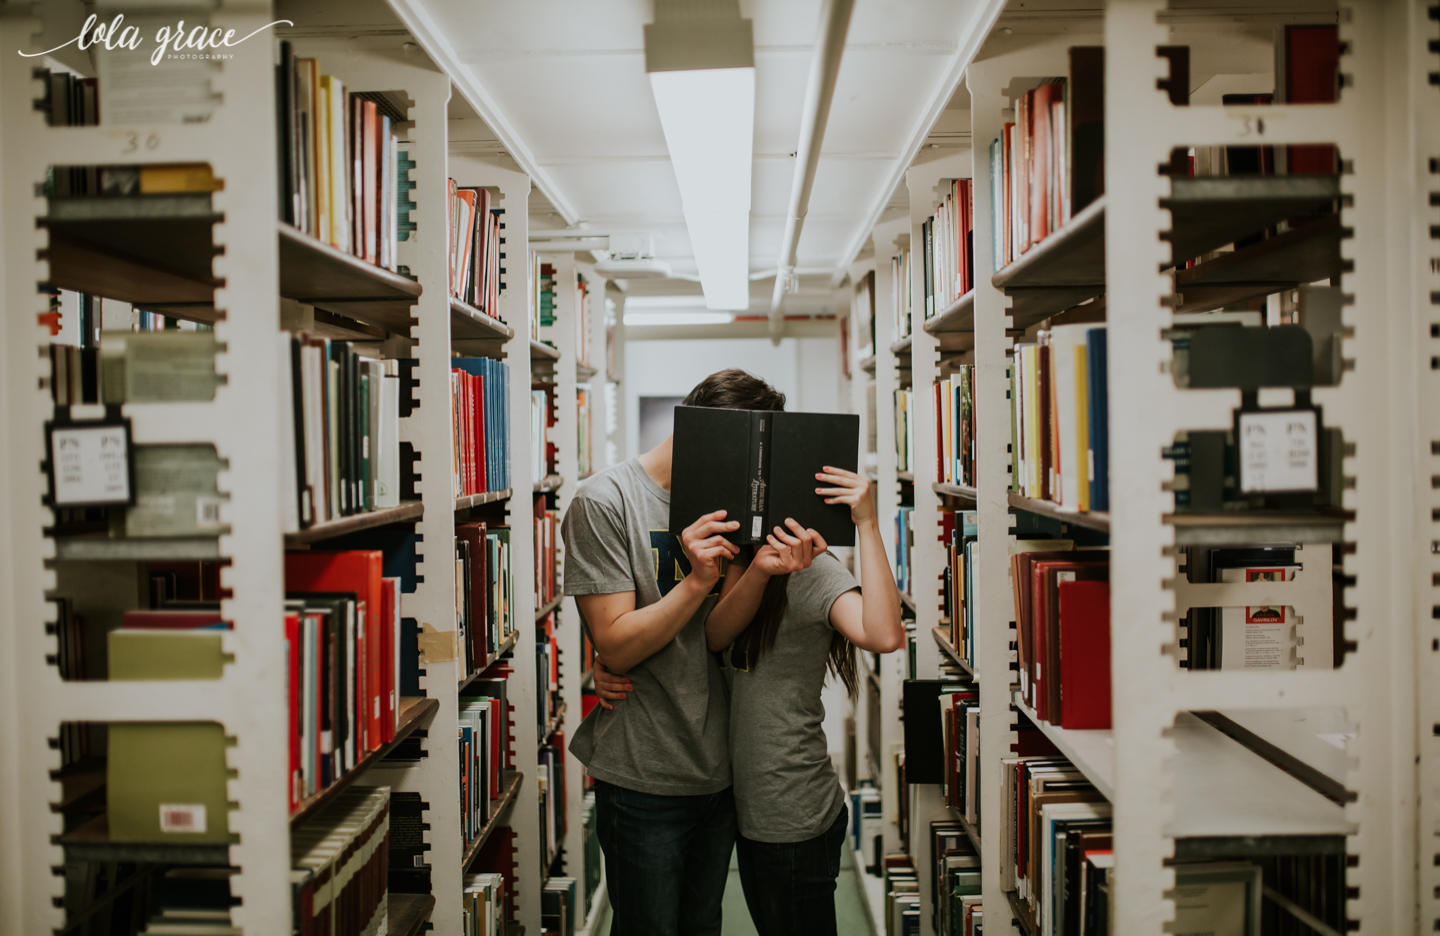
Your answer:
[563,458,731,796]
[725,551,859,842]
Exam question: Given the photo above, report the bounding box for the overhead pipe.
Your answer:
[769,0,857,338]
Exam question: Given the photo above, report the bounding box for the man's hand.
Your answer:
[753,517,828,576]
[680,509,741,589]
[815,466,877,525]
[591,657,632,711]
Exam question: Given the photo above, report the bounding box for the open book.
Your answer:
[669,406,860,548]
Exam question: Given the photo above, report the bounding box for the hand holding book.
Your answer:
[815,466,876,526]
[754,517,828,576]
[678,509,741,591]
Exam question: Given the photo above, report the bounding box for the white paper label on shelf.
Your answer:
[1238,409,1318,493]
[158,803,207,834]
[50,423,130,505]
[195,496,224,529]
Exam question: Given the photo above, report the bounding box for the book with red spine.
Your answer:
[1058,579,1112,729]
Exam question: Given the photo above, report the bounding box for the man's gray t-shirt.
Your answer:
[725,552,858,842]
[563,458,731,796]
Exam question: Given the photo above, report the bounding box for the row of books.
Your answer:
[883,854,922,936]
[464,872,508,936]
[930,821,982,936]
[991,68,1084,271]
[1011,538,1111,728]
[459,671,514,847]
[894,388,917,474]
[52,598,93,768]
[449,181,505,319]
[850,783,884,874]
[581,791,602,910]
[452,357,514,497]
[542,875,582,936]
[277,43,405,272]
[891,249,915,343]
[943,510,978,669]
[1181,544,1313,672]
[1003,754,1111,935]
[935,366,977,488]
[286,335,403,528]
[921,179,976,316]
[286,551,405,809]
[1009,325,1109,512]
[539,734,569,869]
[937,683,981,826]
[532,255,556,340]
[572,273,592,368]
[51,331,220,407]
[291,785,392,936]
[456,520,517,677]
[38,68,100,198]
[531,385,556,484]
[535,495,559,608]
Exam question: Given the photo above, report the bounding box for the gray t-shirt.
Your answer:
[725,551,859,842]
[563,458,731,796]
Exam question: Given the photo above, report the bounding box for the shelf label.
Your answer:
[1238,409,1317,494]
[158,803,207,834]
[49,422,132,506]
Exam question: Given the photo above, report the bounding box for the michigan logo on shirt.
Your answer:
[650,529,721,599]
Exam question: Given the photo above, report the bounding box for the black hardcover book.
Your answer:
[669,405,860,548]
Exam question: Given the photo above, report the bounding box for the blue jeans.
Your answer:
[734,803,850,936]
[594,780,736,936]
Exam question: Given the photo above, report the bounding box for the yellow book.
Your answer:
[1075,344,1091,511]
[317,75,333,247]
[138,163,223,193]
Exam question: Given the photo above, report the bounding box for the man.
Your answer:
[563,369,786,935]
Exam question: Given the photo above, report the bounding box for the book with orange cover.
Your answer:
[362,99,379,265]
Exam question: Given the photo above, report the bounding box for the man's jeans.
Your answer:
[594,780,736,936]
[734,803,850,936]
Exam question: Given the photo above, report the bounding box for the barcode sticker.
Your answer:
[158,803,207,834]
[751,516,762,539]
[195,496,223,529]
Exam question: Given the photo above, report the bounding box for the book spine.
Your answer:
[746,411,771,544]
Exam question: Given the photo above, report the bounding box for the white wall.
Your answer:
[622,335,842,461]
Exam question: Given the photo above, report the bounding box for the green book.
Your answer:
[121,444,228,538]
[100,330,221,404]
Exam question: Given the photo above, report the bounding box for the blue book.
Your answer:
[1086,327,1109,512]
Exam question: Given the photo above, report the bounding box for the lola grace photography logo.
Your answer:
[19,14,292,66]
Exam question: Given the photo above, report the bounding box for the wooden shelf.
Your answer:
[1174,213,1343,313]
[57,813,233,865]
[931,626,977,681]
[933,482,978,503]
[290,697,439,828]
[859,354,876,374]
[952,810,982,854]
[889,336,912,357]
[898,590,916,617]
[51,536,222,562]
[530,341,560,362]
[1007,493,1110,533]
[387,893,436,936]
[450,297,514,341]
[459,627,522,693]
[576,362,598,381]
[455,488,514,511]
[1006,889,1035,936]
[990,176,1341,324]
[1012,693,1350,838]
[461,770,524,871]
[540,701,566,749]
[278,224,422,335]
[536,596,562,621]
[534,475,563,493]
[922,291,975,335]
[285,502,423,547]
[897,471,914,483]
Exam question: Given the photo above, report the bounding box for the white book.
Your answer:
[1039,801,1111,936]
[1049,324,1092,508]
[278,335,300,534]
[378,372,401,509]
[1220,565,1299,670]
[301,344,327,524]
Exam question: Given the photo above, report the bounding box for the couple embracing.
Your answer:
[564,369,904,936]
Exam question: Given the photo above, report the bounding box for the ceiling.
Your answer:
[387,0,997,308]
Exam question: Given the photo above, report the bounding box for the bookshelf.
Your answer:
[868,4,1434,934]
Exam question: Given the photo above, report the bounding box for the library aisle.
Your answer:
[0,0,1436,935]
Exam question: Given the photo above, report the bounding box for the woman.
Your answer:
[594,465,904,935]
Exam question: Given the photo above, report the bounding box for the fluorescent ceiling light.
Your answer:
[624,311,735,326]
[648,66,754,312]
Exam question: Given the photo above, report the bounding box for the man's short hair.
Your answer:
[682,369,786,412]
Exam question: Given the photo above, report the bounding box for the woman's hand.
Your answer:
[752,517,828,576]
[591,657,632,711]
[815,466,876,525]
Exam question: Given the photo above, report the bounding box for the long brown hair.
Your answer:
[681,369,859,696]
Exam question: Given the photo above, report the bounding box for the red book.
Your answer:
[286,611,300,810]
[456,520,491,671]
[1285,25,1339,174]
[1017,92,1032,252]
[1033,560,1109,720]
[286,551,385,752]
[1030,82,1059,246]
[351,95,365,258]
[472,372,485,493]
[1058,579,1112,729]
